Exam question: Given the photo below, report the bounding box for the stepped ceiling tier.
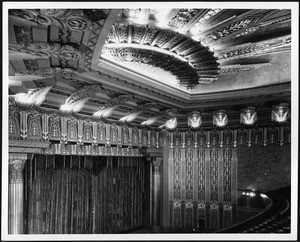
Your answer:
[7,7,292,130]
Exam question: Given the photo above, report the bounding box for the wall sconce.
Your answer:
[213,109,228,128]
[271,103,290,123]
[240,106,257,126]
[165,117,177,131]
[14,86,52,110]
[188,111,201,130]
[93,106,118,119]
[159,109,178,131]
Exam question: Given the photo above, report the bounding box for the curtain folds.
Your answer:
[24,155,147,234]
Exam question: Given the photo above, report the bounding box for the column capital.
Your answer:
[9,153,28,163]
[153,157,162,168]
[141,148,163,158]
[9,153,27,184]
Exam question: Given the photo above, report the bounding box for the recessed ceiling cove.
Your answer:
[101,19,219,89]
[99,8,291,93]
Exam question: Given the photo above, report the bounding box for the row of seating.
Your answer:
[242,198,290,233]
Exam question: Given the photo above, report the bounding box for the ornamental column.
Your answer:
[152,157,162,227]
[8,153,27,234]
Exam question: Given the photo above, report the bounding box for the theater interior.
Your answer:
[3,2,298,240]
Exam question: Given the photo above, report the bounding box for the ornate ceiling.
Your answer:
[7,6,292,131]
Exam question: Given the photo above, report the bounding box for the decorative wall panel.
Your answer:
[167,144,236,231]
[7,104,290,150]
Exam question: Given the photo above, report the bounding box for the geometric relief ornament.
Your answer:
[27,113,42,140]
[67,119,78,141]
[9,111,20,139]
[97,123,106,143]
[122,126,129,145]
[110,124,118,145]
[48,116,61,140]
[83,122,93,142]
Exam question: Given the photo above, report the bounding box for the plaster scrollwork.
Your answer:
[66,16,90,31]
[10,9,93,31]
[9,9,53,26]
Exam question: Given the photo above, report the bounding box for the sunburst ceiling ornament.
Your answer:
[101,13,220,90]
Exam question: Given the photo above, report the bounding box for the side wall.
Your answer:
[237,143,291,192]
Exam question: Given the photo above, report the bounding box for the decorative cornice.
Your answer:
[44,143,142,157]
[9,139,51,149]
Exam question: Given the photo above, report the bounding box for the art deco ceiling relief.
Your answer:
[8,8,291,130]
[100,8,291,91]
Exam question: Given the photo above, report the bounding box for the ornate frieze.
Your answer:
[44,143,142,157]
[8,102,290,149]
[200,18,255,45]
[217,36,291,61]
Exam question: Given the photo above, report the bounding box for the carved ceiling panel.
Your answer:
[7,6,292,130]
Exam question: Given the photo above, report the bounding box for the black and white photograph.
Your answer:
[2,1,298,241]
